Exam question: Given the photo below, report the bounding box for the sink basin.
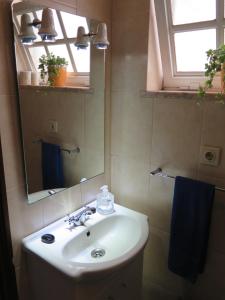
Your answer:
[23,201,149,280]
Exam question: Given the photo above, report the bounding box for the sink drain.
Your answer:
[91,248,106,258]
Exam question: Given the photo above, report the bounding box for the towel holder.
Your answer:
[150,167,225,192]
[32,139,80,154]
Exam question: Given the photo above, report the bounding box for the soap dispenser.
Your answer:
[96,185,114,215]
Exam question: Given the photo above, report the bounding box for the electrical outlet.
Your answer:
[200,146,221,166]
[48,120,58,133]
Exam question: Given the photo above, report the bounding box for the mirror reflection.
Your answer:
[12,1,105,204]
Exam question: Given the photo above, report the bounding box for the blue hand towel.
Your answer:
[41,142,65,190]
[168,176,215,282]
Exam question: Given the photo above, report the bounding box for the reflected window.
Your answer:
[14,7,90,75]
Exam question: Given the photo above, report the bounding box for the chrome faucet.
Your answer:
[65,206,96,227]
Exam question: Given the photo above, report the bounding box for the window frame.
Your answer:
[154,0,225,90]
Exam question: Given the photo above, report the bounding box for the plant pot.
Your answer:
[48,66,67,87]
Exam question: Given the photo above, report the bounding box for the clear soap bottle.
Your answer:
[96,185,114,215]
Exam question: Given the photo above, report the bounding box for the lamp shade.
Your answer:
[75,26,89,49]
[38,8,57,42]
[93,23,109,49]
[19,14,36,45]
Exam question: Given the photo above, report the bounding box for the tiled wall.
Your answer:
[0,0,111,299]
[111,0,225,300]
[20,88,104,192]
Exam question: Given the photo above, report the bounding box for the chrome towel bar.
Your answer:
[150,167,225,192]
[32,139,80,154]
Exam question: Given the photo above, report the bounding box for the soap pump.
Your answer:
[96,185,114,215]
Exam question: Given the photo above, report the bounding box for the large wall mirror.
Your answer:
[11,1,105,204]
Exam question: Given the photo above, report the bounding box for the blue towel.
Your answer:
[168,176,215,282]
[41,142,65,190]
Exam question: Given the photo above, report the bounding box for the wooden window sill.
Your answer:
[141,89,224,100]
[19,85,94,94]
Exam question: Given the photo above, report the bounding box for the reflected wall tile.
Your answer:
[151,98,203,174]
[84,92,105,152]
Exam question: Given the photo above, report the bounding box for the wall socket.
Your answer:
[48,120,58,133]
[200,146,221,167]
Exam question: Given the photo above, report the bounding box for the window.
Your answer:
[13,6,90,86]
[153,0,225,90]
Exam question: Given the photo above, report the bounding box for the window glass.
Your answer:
[28,46,46,71]
[171,0,216,25]
[36,9,63,39]
[48,44,73,72]
[61,13,89,38]
[70,44,90,72]
[174,29,216,72]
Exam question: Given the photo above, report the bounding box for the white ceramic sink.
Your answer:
[23,201,149,279]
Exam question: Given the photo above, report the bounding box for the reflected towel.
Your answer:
[41,142,64,190]
[168,176,215,282]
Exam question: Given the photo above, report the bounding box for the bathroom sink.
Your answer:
[23,201,149,280]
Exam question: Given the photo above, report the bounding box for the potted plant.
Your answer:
[38,53,68,87]
[198,44,225,100]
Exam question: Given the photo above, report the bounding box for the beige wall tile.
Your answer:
[111,154,150,212]
[15,265,32,300]
[143,226,187,298]
[66,183,82,213]
[111,0,149,91]
[0,94,24,190]
[77,0,111,22]
[198,101,225,179]
[147,174,174,232]
[80,173,106,204]
[42,190,69,226]
[188,251,225,300]
[151,98,203,175]
[7,185,43,268]
[111,90,153,160]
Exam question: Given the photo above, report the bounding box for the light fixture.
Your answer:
[38,8,57,42]
[75,22,109,50]
[93,23,109,50]
[75,26,89,49]
[19,14,36,45]
[19,8,57,45]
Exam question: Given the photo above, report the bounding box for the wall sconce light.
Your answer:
[75,22,109,50]
[19,8,57,45]
[38,8,57,42]
[19,14,37,45]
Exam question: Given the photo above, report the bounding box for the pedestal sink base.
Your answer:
[26,251,144,300]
